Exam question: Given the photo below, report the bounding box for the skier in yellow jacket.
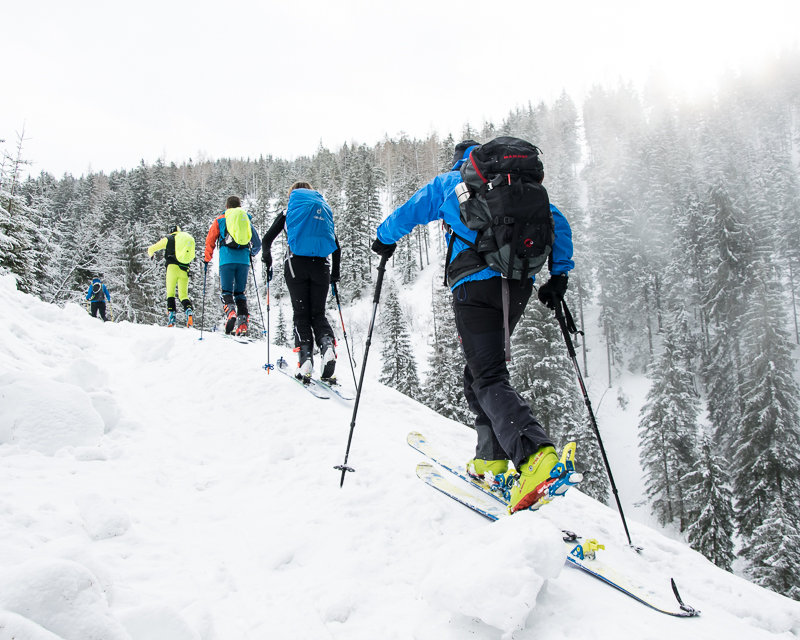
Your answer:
[148,225,196,327]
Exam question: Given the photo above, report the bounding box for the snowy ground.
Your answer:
[1,273,800,639]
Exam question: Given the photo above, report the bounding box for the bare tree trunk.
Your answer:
[605,317,612,388]
[416,227,423,270]
[790,258,799,344]
[577,275,588,377]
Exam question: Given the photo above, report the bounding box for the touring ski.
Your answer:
[411,433,699,618]
[276,357,330,399]
[313,378,354,401]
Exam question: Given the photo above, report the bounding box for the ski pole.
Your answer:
[199,263,208,340]
[265,277,272,372]
[335,255,389,487]
[250,255,272,372]
[331,282,358,388]
[554,298,638,550]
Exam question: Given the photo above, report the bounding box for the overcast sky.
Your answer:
[4,0,799,178]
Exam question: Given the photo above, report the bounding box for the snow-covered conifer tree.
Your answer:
[731,263,800,539]
[683,436,736,571]
[275,302,290,348]
[379,281,420,398]
[740,492,800,601]
[638,321,698,529]
[339,145,383,299]
[0,135,38,292]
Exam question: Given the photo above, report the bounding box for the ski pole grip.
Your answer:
[554,301,577,359]
[373,255,389,304]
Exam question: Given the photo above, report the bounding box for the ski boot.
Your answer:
[295,344,313,385]
[235,314,249,336]
[185,308,193,328]
[167,311,176,328]
[466,458,511,493]
[319,335,337,380]
[223,300,237,334]
[508,442,582,514]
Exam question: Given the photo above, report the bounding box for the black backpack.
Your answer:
[445,137,554,286]
[91,282,105,301]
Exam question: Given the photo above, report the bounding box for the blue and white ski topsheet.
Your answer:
[276,357,330,399]
[410,432,699,618]
[313,378,354,401]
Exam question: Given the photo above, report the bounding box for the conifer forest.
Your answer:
[3,53,800,600]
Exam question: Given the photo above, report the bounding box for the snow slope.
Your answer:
[1,274,799,640]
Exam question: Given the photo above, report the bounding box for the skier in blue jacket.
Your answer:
[85,277,111,322]
[372,139,575,513]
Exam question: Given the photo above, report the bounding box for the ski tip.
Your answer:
[670,578,700,616]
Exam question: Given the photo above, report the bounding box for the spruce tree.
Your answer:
[275,302,290,348]
[702,185,756,454]
[731,263,800,540]
[683,436,736,571]
[379,281,420,399]
[740,492,800,601]
[0,135,38,292]
[638,322,699,530]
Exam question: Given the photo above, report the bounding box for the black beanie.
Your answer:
[453,139,480,167]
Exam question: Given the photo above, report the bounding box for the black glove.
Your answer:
[330,271,340,284]
[267,268,273,282]
[537,274,568,310]
[372,238,397,258]
[203,261,209,272]
[262,251,273,268]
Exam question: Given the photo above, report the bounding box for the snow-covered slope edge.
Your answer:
[0,274,798,640]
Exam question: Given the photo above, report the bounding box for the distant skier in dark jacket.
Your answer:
[262,181,341,384]
[85,278,111,322]
[372,139,577,514]
[204,196,262,336]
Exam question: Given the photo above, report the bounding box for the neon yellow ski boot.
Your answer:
[466,458,509,478]
[508,442,581,514]
[508,446,559,513]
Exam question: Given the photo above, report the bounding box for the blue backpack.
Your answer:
[285,189,337,257]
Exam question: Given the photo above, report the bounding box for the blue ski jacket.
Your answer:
[376,146,574,289]
[85,279,111,302]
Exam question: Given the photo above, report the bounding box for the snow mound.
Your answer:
[116,604,201,640]
[76,494,131,540]
[57,357,109,392]
[89,392,121,433]
[0,559,130,640]
[0,610,64,640]
[0,373,104,454]
[420,511,565,638]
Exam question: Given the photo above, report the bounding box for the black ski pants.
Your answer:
[285,255,334,348]
[452,277,553,468]
[90,301,107,322]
